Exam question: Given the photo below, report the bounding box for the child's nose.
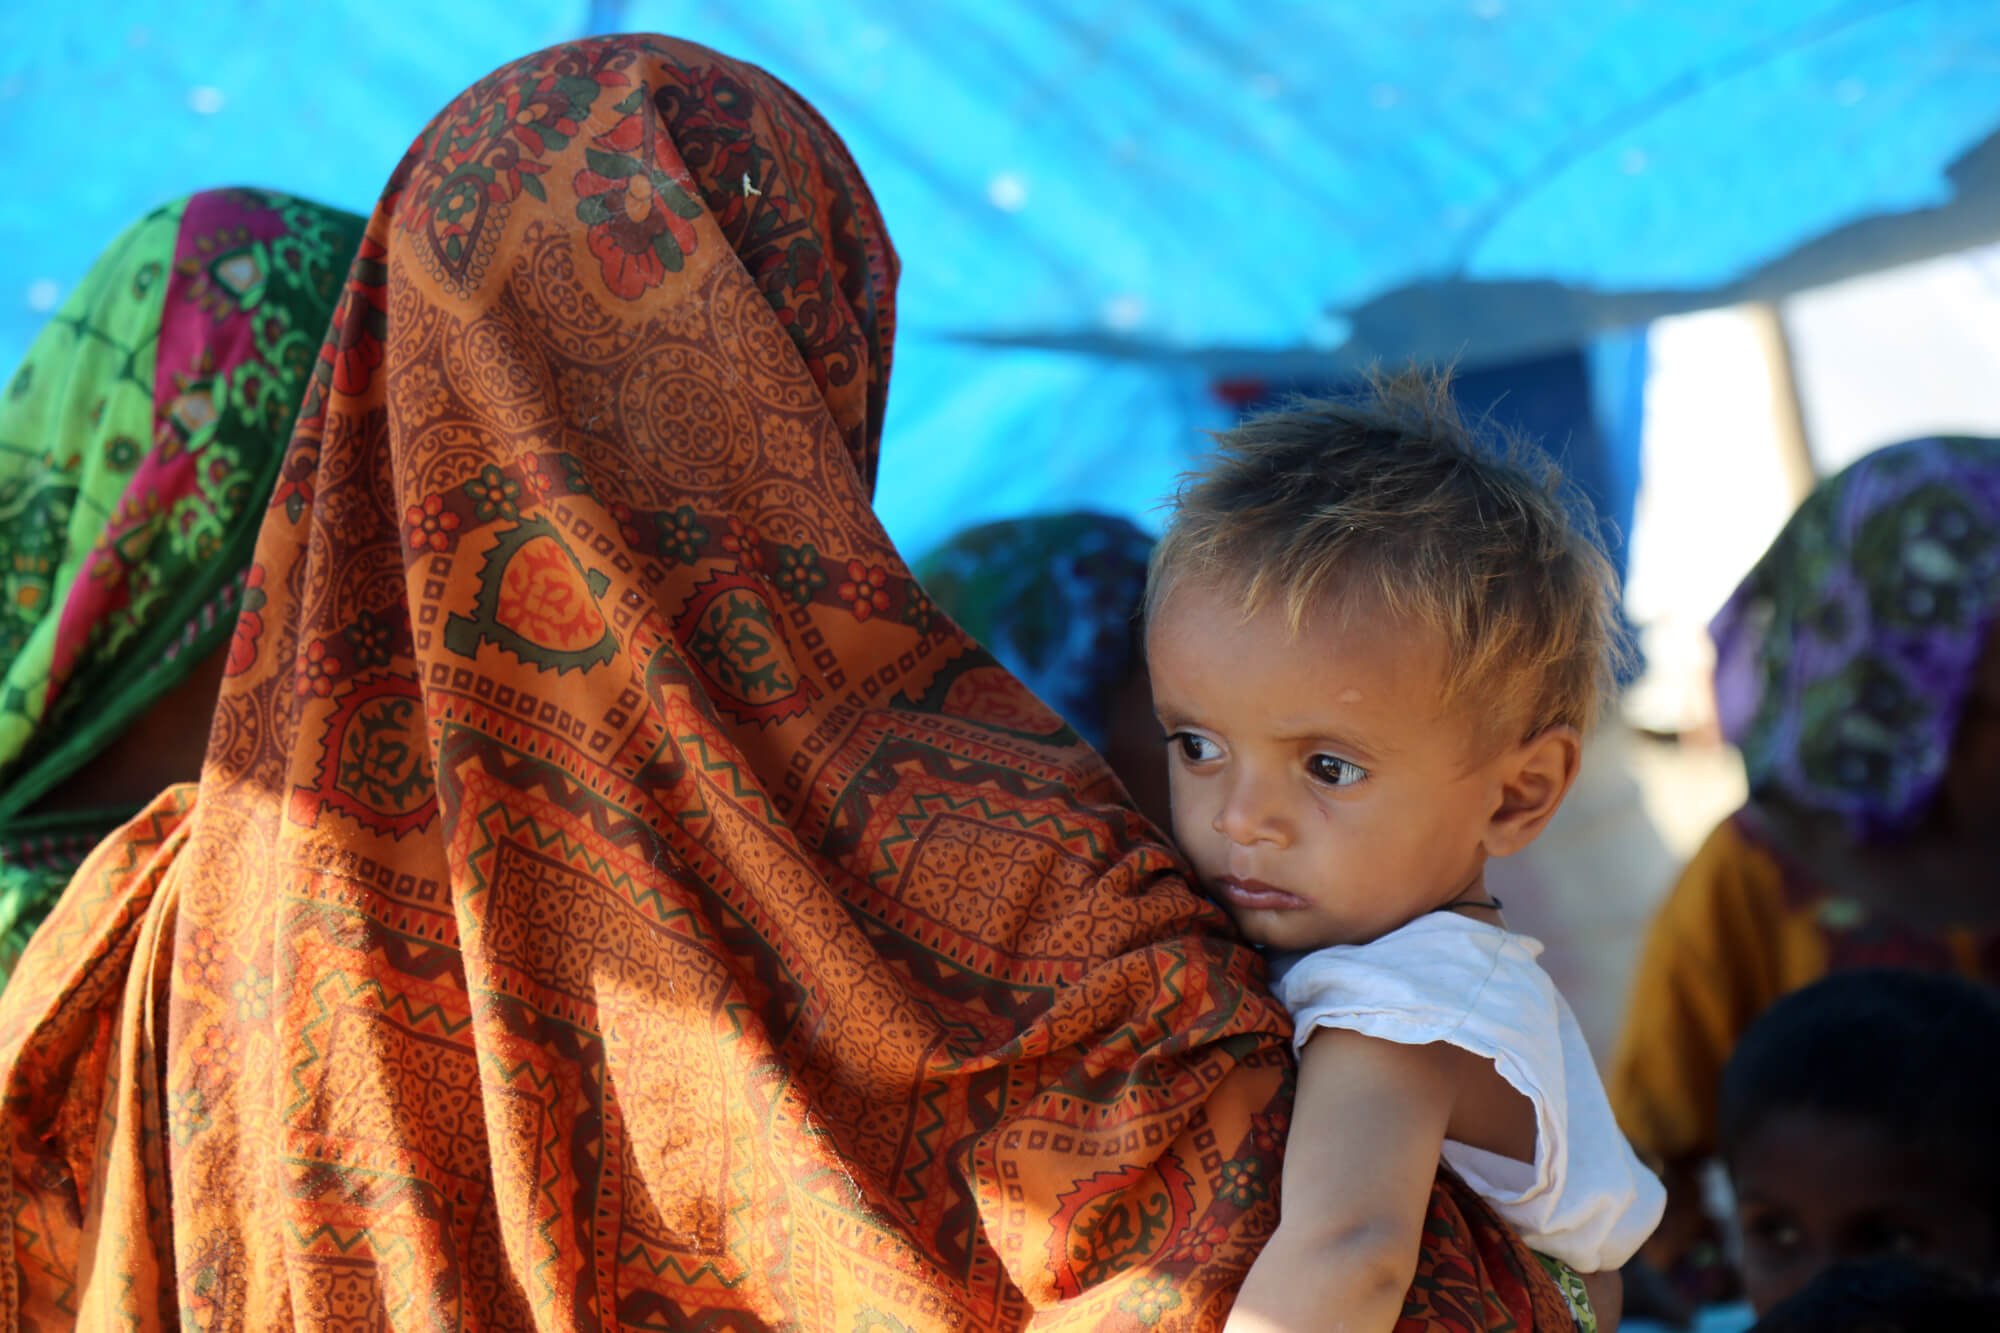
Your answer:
[1212,772,1289,847]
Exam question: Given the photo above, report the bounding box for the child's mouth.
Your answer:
[1211,876,1310,912]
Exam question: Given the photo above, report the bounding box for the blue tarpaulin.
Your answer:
[6,2,1998,555]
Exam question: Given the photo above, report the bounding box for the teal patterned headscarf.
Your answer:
[1711,436,2000,838]
[915,512,1155,750]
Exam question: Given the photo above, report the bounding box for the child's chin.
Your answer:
[1232,913,1328,953]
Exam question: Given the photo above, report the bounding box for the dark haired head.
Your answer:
[1749,1256,2000,1333]
[1722,970,2000,1312]
[1719,969,2000,1189]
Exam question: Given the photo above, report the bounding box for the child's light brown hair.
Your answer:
[1145,367,1625,742]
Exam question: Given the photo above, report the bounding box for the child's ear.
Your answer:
[1483,724,1581,858]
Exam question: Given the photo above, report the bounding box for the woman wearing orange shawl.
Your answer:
[0,36,1575,1331]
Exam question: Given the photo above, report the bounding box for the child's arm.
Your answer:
[1581,1268,1622,1333]
[1224,1027,1463,1333]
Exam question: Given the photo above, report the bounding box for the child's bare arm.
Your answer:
[1224,1028,1462,1333]
[1581,1268,1621,1333]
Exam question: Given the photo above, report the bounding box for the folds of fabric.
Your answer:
[0,189,365,966]
[0,36,1573,1331]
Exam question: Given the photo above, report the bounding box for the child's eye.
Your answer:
[1739,1212,1802,1255]
[1166,731,1220,763]
[1306,754,1367,787]
[1860,1221,1930,1258]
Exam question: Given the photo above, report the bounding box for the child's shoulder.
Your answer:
[1273,915,1559,1058]
[1275,912,1547,995]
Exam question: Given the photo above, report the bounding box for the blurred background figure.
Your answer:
[1719,972,2000,1318]
[1612,436,2000,1310]
[916,511,1168,831]
[0,189,362,972]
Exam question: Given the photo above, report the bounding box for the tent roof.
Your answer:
[7,2,1998,551]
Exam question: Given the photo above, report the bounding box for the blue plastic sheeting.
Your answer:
[1585,330,1652,574]
[636,1,2000,347]
[871,345,1231,557]
[1,3,582,366]
[6,3,1999,558]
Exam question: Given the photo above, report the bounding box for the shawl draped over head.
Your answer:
[1711,436,2000,839]
[914,511,1155,752]
[0,189,364,968]
[0,36,1573,1331]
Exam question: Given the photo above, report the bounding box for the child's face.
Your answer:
[1729,1107,1999,1315]
[1145,576,1512,952]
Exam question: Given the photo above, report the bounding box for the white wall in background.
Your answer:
[1621,246,2000,738]
[1622,306,1800,735]
[1784,243,2000,475]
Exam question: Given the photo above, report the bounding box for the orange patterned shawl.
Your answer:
[0,35,1570,1331]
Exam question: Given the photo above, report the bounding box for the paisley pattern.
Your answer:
[0,188,364,968]
[0,35,1573,1331]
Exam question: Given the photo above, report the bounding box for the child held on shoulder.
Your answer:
[1144,371,1663,1332]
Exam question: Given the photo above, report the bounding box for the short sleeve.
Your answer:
[1278,917,1664,1270]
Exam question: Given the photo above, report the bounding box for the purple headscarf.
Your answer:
[1711,436,2000,839]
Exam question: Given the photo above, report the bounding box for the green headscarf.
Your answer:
[0,188,364,969]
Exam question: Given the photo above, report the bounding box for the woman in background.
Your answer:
[0,188,363,971]
[1611,434,2000,1287]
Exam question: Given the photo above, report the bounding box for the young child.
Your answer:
[1719,969,2000,1317]
[1143,372,1663,1332]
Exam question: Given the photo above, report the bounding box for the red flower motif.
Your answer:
[1250,1110,1285,1156]
[723,516,763,572]
[1169,1215,1231,1267]
[610,501,645,549]
[500,75,581,155]
[186,926,226,988]
[405,493,460,553]
[904,586,935,635]
[225,564,267,677]
[520,453,553,498]
[837,560,893,621]
[328,235,389,397]
[573,100,704,300]
[295,638,339,698]
[272,446,320,523]
[188,1024,242,1079]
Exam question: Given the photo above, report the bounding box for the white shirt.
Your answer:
[1270,912,1664,1273]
